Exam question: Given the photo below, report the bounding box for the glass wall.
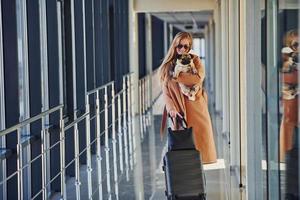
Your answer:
[277,1,299,199]
[262,0,300,199]
[260,1,268,198]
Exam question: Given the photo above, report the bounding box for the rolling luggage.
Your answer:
[162,115,206,200]
[163,150,206,200]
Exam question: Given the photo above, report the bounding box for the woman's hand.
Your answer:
[169,110,183,119]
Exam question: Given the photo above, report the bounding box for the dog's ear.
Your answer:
[177,54,182,59]
[190,54,194,59]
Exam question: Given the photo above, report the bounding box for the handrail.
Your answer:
[138,69,158,80]
[151,91,162,106]
[0,71,159,200]
[0,105,63,137]
[86,72,133,96]
[123,72,134,77]
[64,112,89,131]
[153,68,159,73]
[86,81,114,96]
[139,74,148,80]
[114,89,125,97]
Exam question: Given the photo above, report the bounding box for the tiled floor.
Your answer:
[51,94,240,199]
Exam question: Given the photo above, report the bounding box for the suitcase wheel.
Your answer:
[200,194,206,200]
[162,165,165,171]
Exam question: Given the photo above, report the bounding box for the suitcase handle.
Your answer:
[168,112,188,129]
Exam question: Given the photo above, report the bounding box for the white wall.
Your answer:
[134,0,215,12]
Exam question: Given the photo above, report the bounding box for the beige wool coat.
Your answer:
[162,55,217,164]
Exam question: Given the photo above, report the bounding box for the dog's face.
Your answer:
[291,52,299,63]
[177,53,194,65]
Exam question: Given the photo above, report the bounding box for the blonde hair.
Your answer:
[284,29,298,47]
[159,32,193,83]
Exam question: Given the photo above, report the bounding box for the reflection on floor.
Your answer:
[51,94,240,200]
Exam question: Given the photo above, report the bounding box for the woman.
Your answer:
[159,32,217,164]
[280,29,299,162]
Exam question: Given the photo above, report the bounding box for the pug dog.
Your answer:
[282,84,298,100]
[173,53,200,101]
[281,47,298,72]
[281,46,299,100]
[173,53,197,78]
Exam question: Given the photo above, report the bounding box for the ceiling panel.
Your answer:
[135,0,215,12]
[152,11,213,35]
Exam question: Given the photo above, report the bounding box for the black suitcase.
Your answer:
[163,150,206,200]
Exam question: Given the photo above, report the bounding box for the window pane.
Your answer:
[260,0,267,198]
[278,1,300,199]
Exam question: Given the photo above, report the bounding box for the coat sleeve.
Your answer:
[162,81,177,113]
[176,56,205,86]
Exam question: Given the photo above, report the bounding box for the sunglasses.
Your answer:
[291,41,299,49]
[177,44,189,50]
